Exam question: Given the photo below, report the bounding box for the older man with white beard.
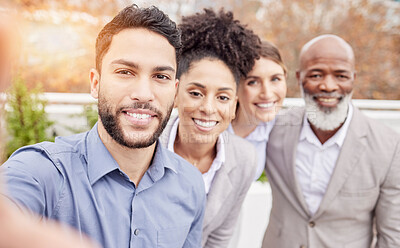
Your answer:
[262,34,400,248]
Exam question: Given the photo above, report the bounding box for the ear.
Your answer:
[231,95,238,121]
[173,79,179,108]
[175,79,179,89]
[353,71,357,81]
[296,70,301,86]
[90,68,100,99]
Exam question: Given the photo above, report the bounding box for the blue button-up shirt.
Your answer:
[2,124,206,248]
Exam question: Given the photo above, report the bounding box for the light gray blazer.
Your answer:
[262,106,400,248]
[160,114,258,248]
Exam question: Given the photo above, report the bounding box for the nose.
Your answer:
[259,81,273,99]
[199,95,217,115]
[319,75,339,92]
[129,77,155,102]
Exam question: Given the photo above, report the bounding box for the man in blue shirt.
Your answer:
[1,5,206,248]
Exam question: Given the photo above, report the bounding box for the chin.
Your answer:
[304,93,352,131]
[257,112,277,123]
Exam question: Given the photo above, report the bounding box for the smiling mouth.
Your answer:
[125,112,152,120]
[314,96,342,105]
[193,118,218,128]
[256,102,275,108]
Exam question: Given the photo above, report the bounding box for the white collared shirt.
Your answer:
[167,117,225,194]
[227,120,274,181]
[296,104,353,215]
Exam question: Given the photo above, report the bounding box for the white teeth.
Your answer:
[319,98,336,103]
[256,102,274,108]
[194,119,217,128]
[127,112,151,119]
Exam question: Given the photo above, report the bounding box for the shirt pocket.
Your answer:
[157,225,191,248]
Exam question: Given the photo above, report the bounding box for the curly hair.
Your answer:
[177,8,261,85]
[95,4,181,73]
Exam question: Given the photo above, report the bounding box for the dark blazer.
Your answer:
[160,114,258,248]
[262,106,400,248]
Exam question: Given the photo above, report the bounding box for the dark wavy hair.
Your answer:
[95,4,182,73]
[177,8,261,85]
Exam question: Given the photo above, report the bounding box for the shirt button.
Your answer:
[134,229,139,236]
[300,245,307,248]
[309,221,315,227]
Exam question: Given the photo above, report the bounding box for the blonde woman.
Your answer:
[229,41,287,180]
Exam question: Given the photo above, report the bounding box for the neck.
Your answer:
[97,123,155,186]
[231,106,259,138]
[174,124,216,174]
[309,122,343,144]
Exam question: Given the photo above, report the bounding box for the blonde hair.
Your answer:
[258,41,287,76]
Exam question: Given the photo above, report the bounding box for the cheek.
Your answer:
[238,87,255,107]
[342,83,354,94]
[176,95,198,117]
[276,83,287,100]
[220,102,236,120]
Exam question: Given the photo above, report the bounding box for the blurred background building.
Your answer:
[1,0,399,99]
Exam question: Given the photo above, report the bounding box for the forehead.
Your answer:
[300,38,355,71]
[303,57,354,73]
[180,59,236,90]
[102,28,176,70]
[251,57,285,74]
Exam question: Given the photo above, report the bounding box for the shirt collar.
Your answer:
[85,123,177,186]
[300,103,353,148]
[227,120,275,142]
[213,133,225,166]
[167,117,225,168]
[85,123,120,185]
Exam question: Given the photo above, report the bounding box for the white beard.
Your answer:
[302,90,352,131]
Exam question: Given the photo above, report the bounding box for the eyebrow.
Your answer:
[188,82,234,91]
[111,59,175,73]
[188,82,205,88]
[111,59,138,69]
[218,87,234,92]
[309,68,351,74]
[153,66,176,74]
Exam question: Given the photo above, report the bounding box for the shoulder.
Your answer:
[3,132,88,180]
[274,107,305,126]
[162,147,205,193]
[352,107,400,147]
[222,131,257,177]
[223,131,256,156]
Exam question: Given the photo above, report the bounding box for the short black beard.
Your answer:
[98,96,173,149]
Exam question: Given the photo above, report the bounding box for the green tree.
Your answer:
[5,76,54,157]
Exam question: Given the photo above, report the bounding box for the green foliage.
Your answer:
[5,76,54,157]
[66,103,98,134]
[83,104,98,129]
[257,170,268,183]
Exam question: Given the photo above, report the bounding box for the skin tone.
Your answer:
[90,28,178,185]
[0,195,99,248]
[232,57,287,138]
[174,58,237,173]
[296,35,356,144]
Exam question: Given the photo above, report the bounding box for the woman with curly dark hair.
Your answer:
[160,8,261,247]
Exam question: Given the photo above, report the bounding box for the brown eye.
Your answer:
[247,80,258,86]
[189,91,202,97]
[218,95,229,101]
[155,74,170,80]
[116,70,133,75]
